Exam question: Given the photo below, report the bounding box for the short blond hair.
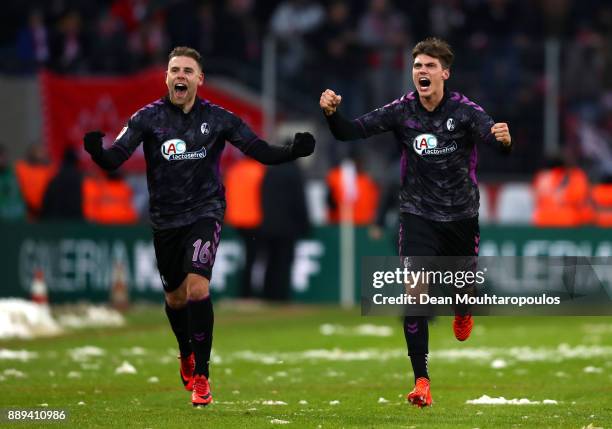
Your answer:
[168,46,203,70]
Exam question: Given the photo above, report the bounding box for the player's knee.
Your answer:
[165,286,187,309]
[186,274,210,301]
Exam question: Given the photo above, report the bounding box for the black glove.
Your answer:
[291,132,315,158]
[83,131,105,156]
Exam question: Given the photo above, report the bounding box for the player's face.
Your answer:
[166,56,203,107]
[412,54,449,98]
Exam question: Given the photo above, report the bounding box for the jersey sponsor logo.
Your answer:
[201,122,210,135]
[115,126,128,141]
[161,139,207,161]
[446,118,455,131]
[413,133,457,156]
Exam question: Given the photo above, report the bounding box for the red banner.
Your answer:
[40,69,263,172]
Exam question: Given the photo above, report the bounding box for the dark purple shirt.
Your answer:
[113,96,259,230]
[355,91,498,221]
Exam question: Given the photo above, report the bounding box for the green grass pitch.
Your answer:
[1,305,610,428]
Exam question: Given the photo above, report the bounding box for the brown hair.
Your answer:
[412,37,454,69]
[168,46,203,70]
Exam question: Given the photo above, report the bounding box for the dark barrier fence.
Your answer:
[1,223,610,304]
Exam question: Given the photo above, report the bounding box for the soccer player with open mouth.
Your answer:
[320,37,512,407]
[84,46,316,407]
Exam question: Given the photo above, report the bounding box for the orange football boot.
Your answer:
[191,374,213,407]
[453,314,474,341]
[407,377,432,407]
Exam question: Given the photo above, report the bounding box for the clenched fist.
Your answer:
[320,89,342,116]
[83,131,105,156]
[491,123,511,147]
[291,132,316,158]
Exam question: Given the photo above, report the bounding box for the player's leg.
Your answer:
[182,218,222,407]
[404,316,431,407]
[184,273,214,406]
[440,217,479,341]
[165,286,190,356]
[165,285,195,390]
[184,274,213,378]
[399,214,439,407]
[154,226,194,391]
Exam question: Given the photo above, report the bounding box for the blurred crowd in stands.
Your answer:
[1,0,611,231]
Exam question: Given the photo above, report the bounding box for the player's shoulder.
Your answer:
[204,100,241,126]
[386,91,416,109]
[377,92,416,115]
[130,97,166,121]
[205,100,233,116]
[448,91,487,114]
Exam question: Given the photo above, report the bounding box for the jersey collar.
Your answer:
[163,95,203,115]
[416,88,450,115]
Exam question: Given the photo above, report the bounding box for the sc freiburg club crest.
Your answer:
[201,122,210,135]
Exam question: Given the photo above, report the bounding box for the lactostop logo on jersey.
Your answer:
[161,139,206,161]
[413,133,457,156]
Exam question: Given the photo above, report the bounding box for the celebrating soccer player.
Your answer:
[319,37,511,407]
[84,46,315,407]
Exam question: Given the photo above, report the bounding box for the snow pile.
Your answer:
[0,299,125,339]
[233,350,280,365]
[115,361,137,374]
[432,344,612,363]
[490,359,508,369]
[320,324,393,337]
[3,368,27,378]
[121,346,147,356]
[262,400,287,405]
[69,346,105,362]
[0,299,62,339]
[466,395,558,405]
[56,306,124,329]
[0,349,38,361]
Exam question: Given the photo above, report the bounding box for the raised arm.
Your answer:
[490,122,512,152]
[320,89,406,141]
[83,131,129,170]
[84,114,145,170]
[320,89,364,141]
[469,105,512,153]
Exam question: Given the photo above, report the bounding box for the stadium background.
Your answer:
[0,0,610,303]
[0,1,611,428]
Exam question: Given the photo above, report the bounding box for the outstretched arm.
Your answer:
[84,116,145,170]
[320,89,364,141]
[242,132,315,165]
[225,109,315,164]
